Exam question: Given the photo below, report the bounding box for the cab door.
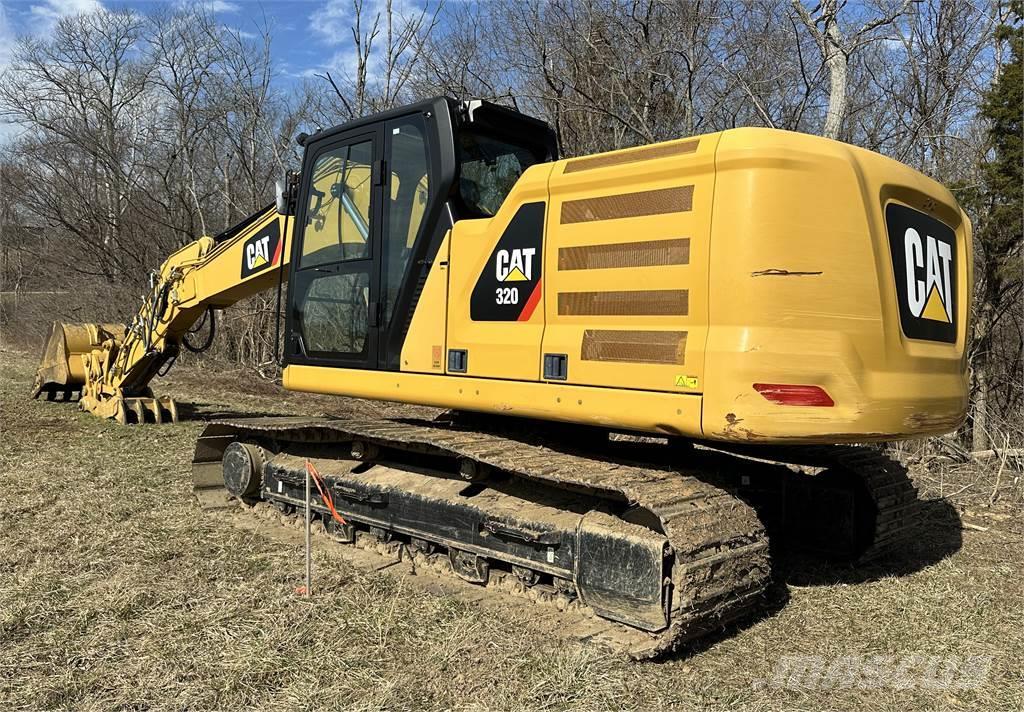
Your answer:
[287,129,384,369]
[377,114,434,369]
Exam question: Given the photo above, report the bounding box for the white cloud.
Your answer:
[310,0,422,46]
[0,0,104,143]
[193,0,241,13]
[0,1,22,144]
[0,1,15,68]
[29,0,102,27]
[23,0,104,40]
[309,0,428,84]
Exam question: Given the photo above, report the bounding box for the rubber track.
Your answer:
[193,416,772,659]
[798,445,920,562]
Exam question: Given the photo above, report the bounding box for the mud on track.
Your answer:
[1,348,1021,711]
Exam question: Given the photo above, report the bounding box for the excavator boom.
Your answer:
[32,204,292,423]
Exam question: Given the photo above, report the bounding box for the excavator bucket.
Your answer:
[31,321,125,400]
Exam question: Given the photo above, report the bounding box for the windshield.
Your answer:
[457,130,546,217]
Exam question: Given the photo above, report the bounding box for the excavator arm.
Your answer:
[32,204,293,423]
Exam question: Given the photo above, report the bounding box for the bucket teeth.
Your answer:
[121,396,180,425]
[31,321,180,425]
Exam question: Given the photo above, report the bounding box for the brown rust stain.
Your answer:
[718,413,896,443]
[721,413,751,440]
[904,411,966,431]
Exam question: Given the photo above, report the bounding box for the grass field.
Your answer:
[1,347,1021,711]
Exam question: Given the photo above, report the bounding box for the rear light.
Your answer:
[753,383,834,407]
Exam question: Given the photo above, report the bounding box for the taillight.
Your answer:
[753,383,834,407]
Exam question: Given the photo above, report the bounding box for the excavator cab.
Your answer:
[280,98,556,373]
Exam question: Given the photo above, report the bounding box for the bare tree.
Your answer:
[791,0,917,139]
[313,0,443,124]
[0,9,155,280]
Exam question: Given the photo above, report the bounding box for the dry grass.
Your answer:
[1,347,1021,711]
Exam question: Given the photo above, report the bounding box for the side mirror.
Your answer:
[275,176,295,216]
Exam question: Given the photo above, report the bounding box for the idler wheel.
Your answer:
[222,442,266,499]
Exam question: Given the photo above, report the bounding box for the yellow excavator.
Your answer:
[32,97,972,657]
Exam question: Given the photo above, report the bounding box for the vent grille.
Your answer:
[563,140,699,173]
[581,330,687,365]
[558,290,689,316]
[559,186,694,224]
[558,238,690,271]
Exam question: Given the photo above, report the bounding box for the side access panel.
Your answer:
[399,230,451,373]
[541,135,719,397]
[445,163,553,381]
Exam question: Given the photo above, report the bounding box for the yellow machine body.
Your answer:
[285,128,971,444]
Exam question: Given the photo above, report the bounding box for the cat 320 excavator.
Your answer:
[33,97,972,657]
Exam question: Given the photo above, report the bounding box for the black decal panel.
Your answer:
[240,221,283,278]
[886,204,957,344]
[470,202,545,321]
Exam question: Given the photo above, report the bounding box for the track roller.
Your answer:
[450,550,489,584]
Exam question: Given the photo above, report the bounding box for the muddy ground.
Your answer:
[1,348,1021,711]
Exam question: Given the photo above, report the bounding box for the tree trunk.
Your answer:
[822,15,847,140]
[972,356,989,451]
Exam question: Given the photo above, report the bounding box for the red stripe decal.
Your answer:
[271,235,284,265]
[518,280,543,322]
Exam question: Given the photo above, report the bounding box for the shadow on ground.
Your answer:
[776,497,963,587]
[660,497,962,662]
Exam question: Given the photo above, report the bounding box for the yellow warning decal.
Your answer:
[921,284,951,323]
[674,375,699,388]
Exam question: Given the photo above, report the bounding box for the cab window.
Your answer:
[383,118,430,325]
[301,140,373,267]
[458,131,544,217]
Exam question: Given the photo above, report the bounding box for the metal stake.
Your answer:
[305,464,312,597]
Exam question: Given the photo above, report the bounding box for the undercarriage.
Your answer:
[192,414,919,659]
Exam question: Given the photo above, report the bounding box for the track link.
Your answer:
[193,416,772,659]
[704,442,921,562]
[830,446,920,561]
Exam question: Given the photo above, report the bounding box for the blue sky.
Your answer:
[0,0,386,83]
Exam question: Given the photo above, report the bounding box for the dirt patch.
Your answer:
[1,348,1021,710]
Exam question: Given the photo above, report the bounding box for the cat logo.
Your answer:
[886,203,957,344]
[247,236,272,269]
[496,247,536,282]
[240,223,282,279]
[903,228,953,323]
[471,202,545,321]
